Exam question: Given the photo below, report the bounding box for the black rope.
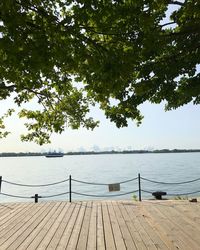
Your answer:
[72,190,138,197]
[71,178,107,185]
[142,189,200,196]
[118,177,138,184]
[42,191,69,198]
[0,192,31,199]
[71,177,138,186]
[2,179,69,187]
[141,189,154,194]
[167,190,200,196]
[141,176,200,185]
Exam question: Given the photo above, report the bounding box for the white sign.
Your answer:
[108,183,120,192]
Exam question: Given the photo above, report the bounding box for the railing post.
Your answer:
[35,194,39,203]
[0,176,2,192]
[138,173,142,201]
[69,175,72,202]
[31,194,41,203]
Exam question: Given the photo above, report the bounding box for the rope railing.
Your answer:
[1,173,200,203]
[0,191,70,203]
[0,174,140,203]
[142,189,200,197]
[141,176,200,185]
[42,191,70,199]
[2,179,69,187]
[71,178,108,186]
[167,190,200,196]
[0,192,32,199]
[71,176,138,186]
[72,190,138,198]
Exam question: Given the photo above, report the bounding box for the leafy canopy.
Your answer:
[0,0,199,144]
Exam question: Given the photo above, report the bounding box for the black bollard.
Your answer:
[31,194,41,203]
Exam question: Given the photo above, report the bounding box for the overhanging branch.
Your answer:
[169,1,185,6]
[160,22,177,28]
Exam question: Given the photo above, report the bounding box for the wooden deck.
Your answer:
[0,200,200,249]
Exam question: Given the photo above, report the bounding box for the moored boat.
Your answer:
[45,152,64,158]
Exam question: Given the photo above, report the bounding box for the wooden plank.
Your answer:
[0,203,19,218]
[122,201,158,250]
[56,202,82,250]
[144,201,195,250]
[168,202,200,232]
[67,201,87,250]
[119,202,147,250]
[10,202,58,250]
[25,202,65,250]
[107,201,126,250]
[47,202,76,249]
[144,202,190,249]
[3,203,56,250]
[174,202,200,223]
[0,202,31,230]
[125,202,169,249]
[87,201,97,250]
[1,204,48,249]
[156,202,200,248]
[1,202,55,249]
[0,200,200,250]
[31,202,71,249]
[62,201,86,250]
[101,201,116,250]
[0,202,42,246]
[139,202,177,250]
[5,202,57,250]
[0,202,31,224]
[112,200,137,250]
[76,201,93,250]
[96,201,106,250]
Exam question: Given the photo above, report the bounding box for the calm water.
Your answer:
[0,152,200,203]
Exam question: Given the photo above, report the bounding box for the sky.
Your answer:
[0,100,199,153]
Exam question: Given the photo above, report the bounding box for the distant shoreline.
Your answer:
[0,149,200,157]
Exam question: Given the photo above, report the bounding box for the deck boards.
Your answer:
[0,200,200,249]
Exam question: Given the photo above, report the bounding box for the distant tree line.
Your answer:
[0,149,200,157]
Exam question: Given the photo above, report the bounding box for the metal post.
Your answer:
[35,194,39,203]
[69,175,72,202]
[31,194,41,203]
[138,173,142,201]
[0,176,2,192]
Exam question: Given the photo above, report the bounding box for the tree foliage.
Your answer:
[0,0,199,144]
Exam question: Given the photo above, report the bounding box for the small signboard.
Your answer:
[108,183,120,192]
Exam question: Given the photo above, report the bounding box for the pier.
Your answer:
[0,200,200,249]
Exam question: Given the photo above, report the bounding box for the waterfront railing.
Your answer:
[1,174,200,203]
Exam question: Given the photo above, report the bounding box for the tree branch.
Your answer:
[80,25,123,36]
[163,28,200,37]
[0,84,16,91]
[169,1,185,6]
[15,0,49,17]
[160,22,177,28]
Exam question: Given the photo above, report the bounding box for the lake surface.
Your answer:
[0,152,200,203]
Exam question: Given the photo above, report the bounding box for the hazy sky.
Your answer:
[0,100,199,152]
